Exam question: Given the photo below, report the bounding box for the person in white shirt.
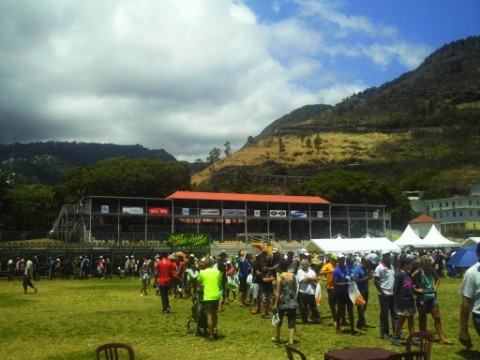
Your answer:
[296,259,321,324]
[374,251,397,339]
[23,257,38,294]
[459,243,480,348]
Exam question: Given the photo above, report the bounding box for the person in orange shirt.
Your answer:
[320,254,338,326]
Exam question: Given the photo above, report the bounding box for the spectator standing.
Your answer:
[272,259,298,345]
[236,250,250,307]
[374,250,397,340]
[197,258,222,341]
[391,257,416,346]
[296,259,322,324]
[353,256,371,330]
[23,257,38,294]
[320,254,338,326]
[333,254,355,334]
[156,252,174,314]
[459,242,480,348]
[412,255,452,345]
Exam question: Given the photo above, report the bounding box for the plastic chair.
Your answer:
[405,331,434,360]
[387,351,426,360]
[284,344,307,360]
[96,342,135,360]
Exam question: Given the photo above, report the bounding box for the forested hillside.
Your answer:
[0,141,176,185]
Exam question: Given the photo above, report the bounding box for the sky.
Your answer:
[0,1,479,162]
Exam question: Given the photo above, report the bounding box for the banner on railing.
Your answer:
[167,233,210,248]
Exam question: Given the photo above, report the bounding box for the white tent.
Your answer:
[460,237,480,248]
[304,235,401,255]
[422,225,459,248]
[393,225,425,249]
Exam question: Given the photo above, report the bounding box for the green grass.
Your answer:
[0,276,478,359]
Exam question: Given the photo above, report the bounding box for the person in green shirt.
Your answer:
[197,258,222,341]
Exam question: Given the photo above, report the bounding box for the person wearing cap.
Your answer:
[459,242,480,348]
[320,254,338,326]
[333,253,355,334]
[374,250,397,340]
[197,258,222,341]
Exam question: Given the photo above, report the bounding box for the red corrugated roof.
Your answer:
[167,191,330,204]
[409,214,439,224]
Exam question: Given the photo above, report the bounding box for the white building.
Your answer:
[409,186,480,238]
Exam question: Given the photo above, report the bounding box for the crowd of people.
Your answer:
[8,243,480,350]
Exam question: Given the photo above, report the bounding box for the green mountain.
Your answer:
[0,141,176,185]
[194,36,480,197]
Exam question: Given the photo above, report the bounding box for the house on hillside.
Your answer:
[409,186,480,238]
[409,214,440,238]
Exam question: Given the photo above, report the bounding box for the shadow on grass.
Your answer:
[457,349,480,359]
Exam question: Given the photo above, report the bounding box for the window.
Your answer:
[469,200,472,206]
[453,211,456,217]
[445,202,449,207]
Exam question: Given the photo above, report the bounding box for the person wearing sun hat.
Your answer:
[320,253,338,326]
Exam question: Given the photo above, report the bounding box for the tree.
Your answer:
[246,136,256,146]
[4,184,56,230]
[54,157,191,204]
[206,147,221,165]
[314,134,322,153]
[305,138,312,148]
[288,169,412,229]
[278,138,286,153]
[224,141,232,157]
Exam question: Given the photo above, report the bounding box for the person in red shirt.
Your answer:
[156,252,174,314]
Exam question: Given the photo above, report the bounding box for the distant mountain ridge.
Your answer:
[193,36,480,194]
[0,141,176,185]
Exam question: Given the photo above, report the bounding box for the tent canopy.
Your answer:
[393,225,423,248]
[460,237,480,248]
[305,235,401,255]
[422,225,459,248]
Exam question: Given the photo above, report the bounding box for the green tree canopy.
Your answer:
[54,157,190,204]
[288,169,412,228]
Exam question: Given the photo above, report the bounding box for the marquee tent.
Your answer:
[422,225,459,248]
[393,225,424,248]
[304,234,401,255]
[460,237,480,248]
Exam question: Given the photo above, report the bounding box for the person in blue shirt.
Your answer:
[333,254,355,334]
[353,256,371,330]
[236,250,250,307]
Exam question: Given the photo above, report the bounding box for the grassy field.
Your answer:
[0,276,479,360]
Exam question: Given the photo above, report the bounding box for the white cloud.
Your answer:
[0,0,437,162]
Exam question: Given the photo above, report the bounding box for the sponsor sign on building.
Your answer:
[201,209,220,216]
[222,209,246,217]
[101,205,109,214]
[182,208,190,216]
[254,210,261,217]
[291,210,307,218]
[167,233,210,248]
[122,207,144,214]
[317,211,324,218]
[270,210,287,217]
[148,207,170,215]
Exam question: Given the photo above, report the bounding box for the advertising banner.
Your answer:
[317,211,324,218]
[167,233,210,248]
[269,210,287,217]
[222,209,246,217]
[101,205,109,214]
[148,207,170,215]
[254,210,261,217]
[291,210,307,218]
[201,209,220,216]
[182,208,190,216]
[122,207,144,214]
